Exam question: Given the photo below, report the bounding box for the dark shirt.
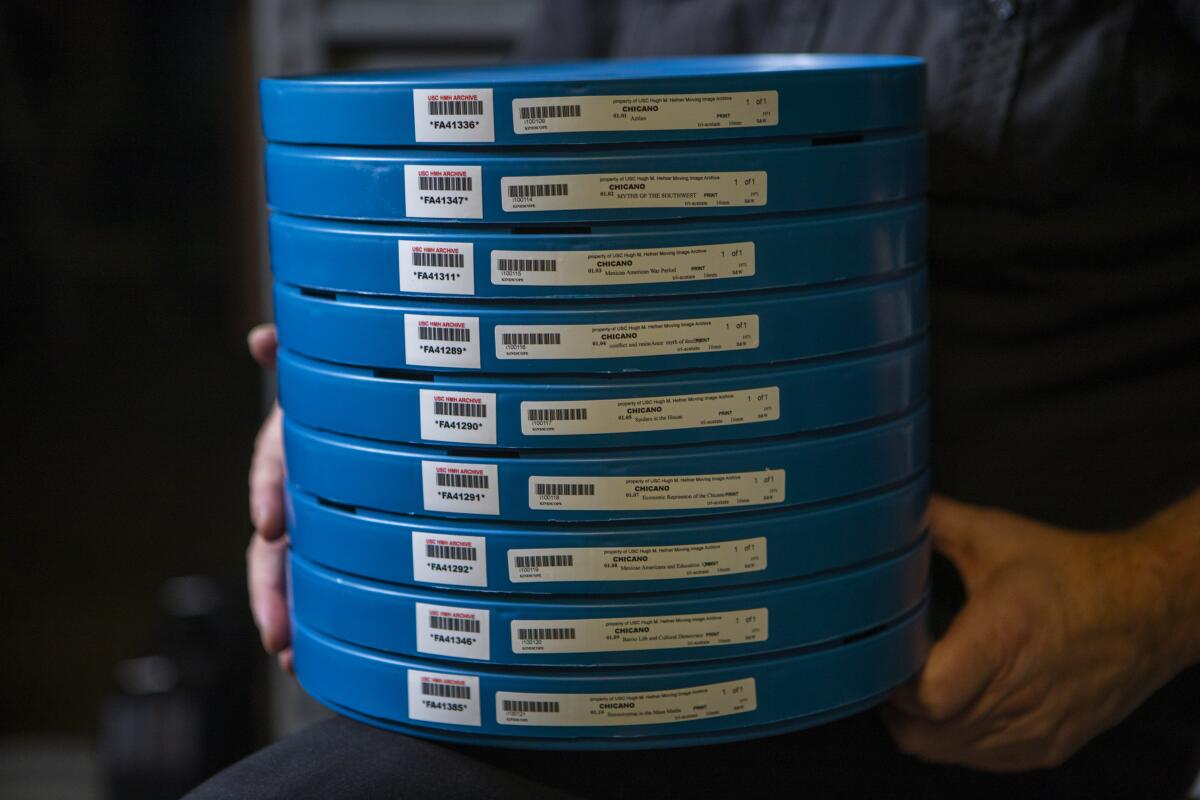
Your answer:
[516,0,1200,793]
[518,0,1200,530]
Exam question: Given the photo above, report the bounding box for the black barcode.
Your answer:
[497,258,557,273]
[534,483,595,496]
[419,176,473,192]
[526,408,587,422]
[516,627,576,641]
[436,473,490,489]
[421,682,472,699]
[429,615,481,633]
[434,401,487,418]
[412,251,465,269]
[507,183,568,199]
[513,554,574,569]
[426,544,478,562]
[428,99,484,116]
[418,325,471,342]
[502,699,560,713]
[501,332,561,346]
[519,104,582,120]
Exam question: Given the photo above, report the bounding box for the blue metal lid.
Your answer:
[272,268,928,375]
[264,132,926,223]
[286,472,929,593]
[268,202,927,299]
[282,405,928,523]
[261,54,924,147]
[276,337,928,449]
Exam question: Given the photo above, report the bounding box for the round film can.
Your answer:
[286,472,929,593]
[273,268,927,374]
[264,133,925,223]
[260,54,923,147]
[277,338,926,448]
[282,406,928,523]
[268,202,926,299]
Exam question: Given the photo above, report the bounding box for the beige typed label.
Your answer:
[495,315,758,361]
[520,386,779,436]
[507,537,767,584]
[490,241,754,287]
[500,172,766,212]
[512,91,778,134]
[496,678,757,726]
[528,469,785,512]
[510,608,767,655]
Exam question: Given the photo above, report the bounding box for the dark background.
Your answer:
[0,0,262,741]
[0,2,529,794]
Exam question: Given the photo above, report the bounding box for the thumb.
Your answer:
[248,323,278,370]
[890,592,1002,721]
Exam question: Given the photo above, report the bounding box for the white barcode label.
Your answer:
[511,608,766,655]
[495,315,757,361]
[500,172,765,213]
[404,314,480,369]
[422,461,499,515]
[404,165,483,219]
[508,537,766,584]
[419,389,496,445]
[512,92,778,135]
[529,470,784,512]
[520,387,778,437]
[400,240,475,295]
[413,88,494,143]
[416,603,490,661]
[490,241,754,287]
[496,678,756,727]
[407,670,481,726]
[412,531,488,587]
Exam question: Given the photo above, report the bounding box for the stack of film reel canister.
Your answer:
[260,55,931,749]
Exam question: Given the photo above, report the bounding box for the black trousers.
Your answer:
[185,680,1200,800]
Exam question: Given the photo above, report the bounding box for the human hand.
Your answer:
[245,323,292,673]
[884,495,1178,771]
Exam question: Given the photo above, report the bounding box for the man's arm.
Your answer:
[1141,489,1200,671]
[885,489,1200,772]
